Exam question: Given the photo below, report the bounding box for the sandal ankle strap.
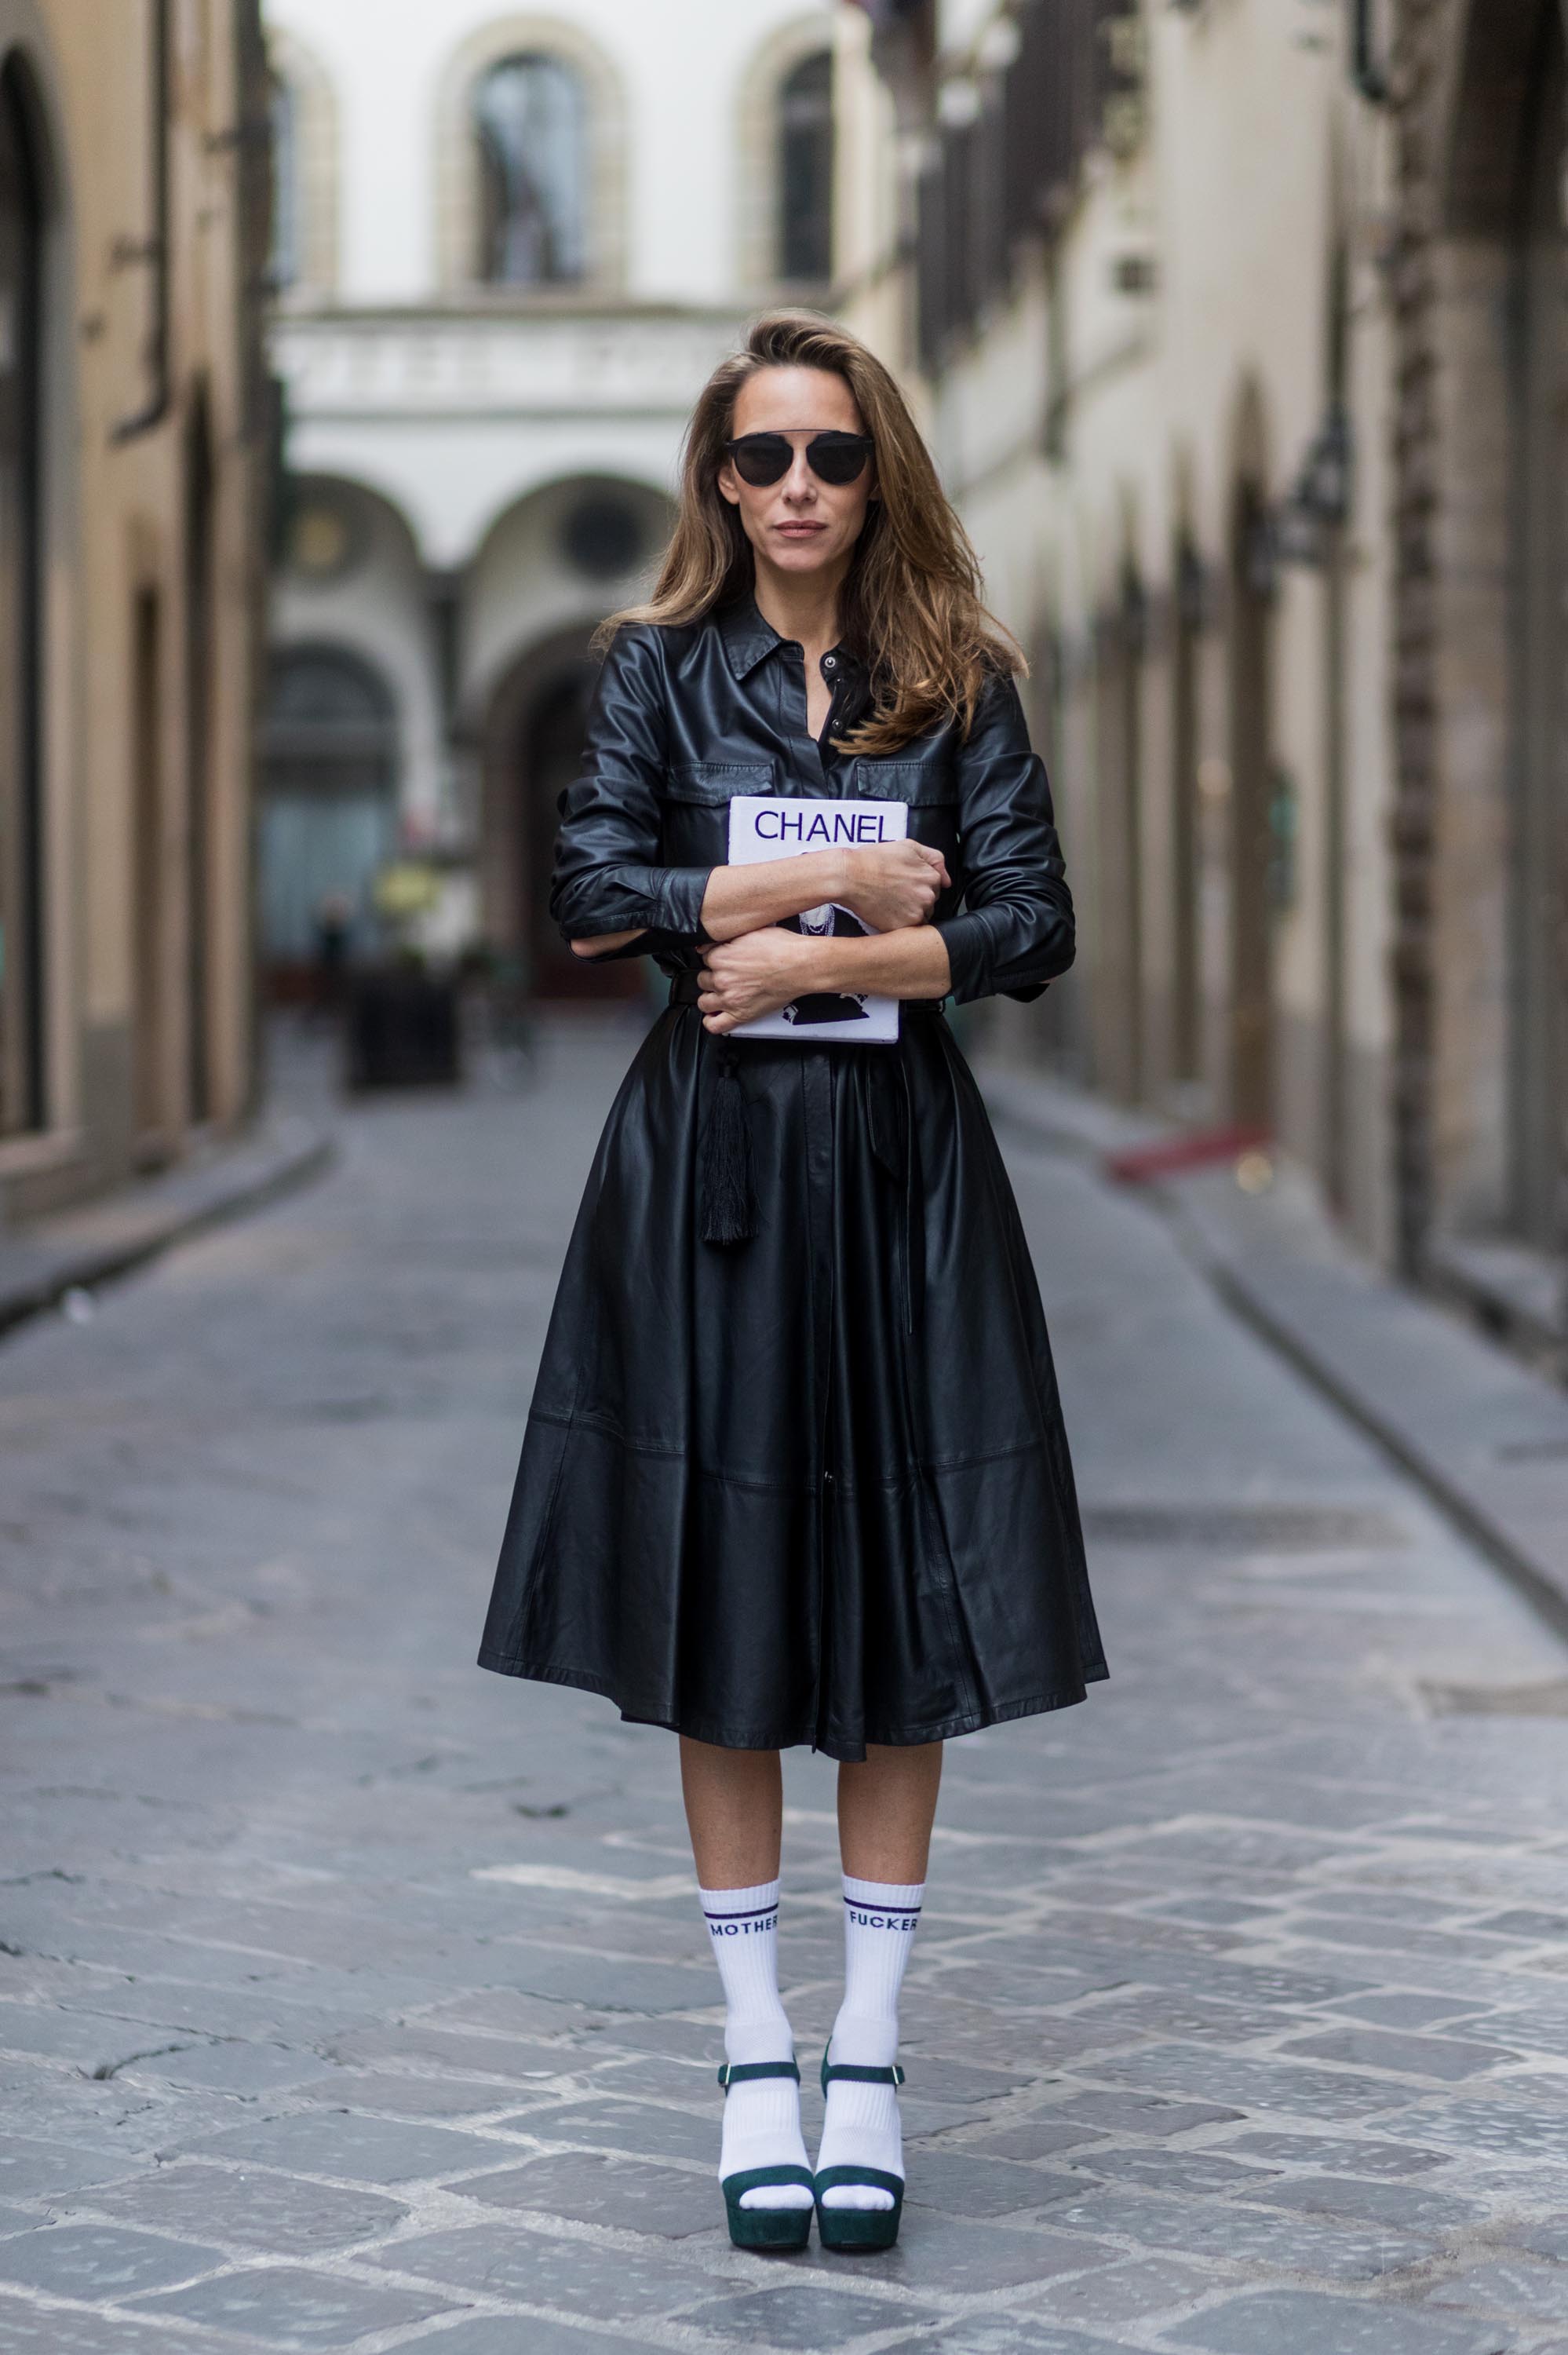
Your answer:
[820,2044,905,2092]
[717,2057,801,2090]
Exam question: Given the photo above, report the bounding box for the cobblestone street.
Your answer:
[1,1018,1566,2354]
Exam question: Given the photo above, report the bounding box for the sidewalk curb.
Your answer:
[0,1117,336,1342]
[983,1064,1568,1646]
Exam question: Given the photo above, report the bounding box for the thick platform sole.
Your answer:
[724,2195,814,2252]
[815,2197,903,2253]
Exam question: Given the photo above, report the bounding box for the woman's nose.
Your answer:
[782,452,816,499]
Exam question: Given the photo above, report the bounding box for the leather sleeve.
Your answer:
[549,626,714,956]
[933,673,1076,1006]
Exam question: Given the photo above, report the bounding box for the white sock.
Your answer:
[815,1875,923,2212]
[698,1880,811,2213]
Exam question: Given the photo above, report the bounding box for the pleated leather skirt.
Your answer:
[477,999,1107,1762]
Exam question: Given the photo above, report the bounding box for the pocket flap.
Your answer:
[664,761,776,804]
[851,759,959,805]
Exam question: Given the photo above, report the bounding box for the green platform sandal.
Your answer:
[813,2046,906,2253]
[717,2059,816,2252]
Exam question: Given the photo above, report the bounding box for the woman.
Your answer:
[479,312,1107,2255]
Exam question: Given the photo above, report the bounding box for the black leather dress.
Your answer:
[477,598,1108,1760]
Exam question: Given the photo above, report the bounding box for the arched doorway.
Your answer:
[1094,564,1146,1102]
[481,626,644,1003]
[1229,474,1276,1133]
[1510,2,1566,1247]
[1395,0,1568,1265]
[0,59,47,1137]
[260,644,399,991]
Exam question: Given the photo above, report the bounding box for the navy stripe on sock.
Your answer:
[703,1904,779,1922]
[842,1898,921,1915]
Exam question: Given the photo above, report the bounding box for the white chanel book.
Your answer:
[724,794,908,1044]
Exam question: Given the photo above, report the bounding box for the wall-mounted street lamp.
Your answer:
[1176,541,1215,633]
[1277,403,1354,564]
[1352,0,1391,104]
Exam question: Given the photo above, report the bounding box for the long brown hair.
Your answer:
[600,312,1019,754]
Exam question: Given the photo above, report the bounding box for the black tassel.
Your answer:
[701,1039,757,1246]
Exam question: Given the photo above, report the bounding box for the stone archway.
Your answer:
[479,624,643,1002]
[1227,385,1276,1135]
[1391,0,1568,1268]
[259,643,399,994]
[0,54,50,1138]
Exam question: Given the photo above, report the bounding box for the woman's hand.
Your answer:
[698,930,829,1033]
[837,840,950,933]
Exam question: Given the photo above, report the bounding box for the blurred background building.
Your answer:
[249,0,1563,1337]
[262,0,837,1004]
[837,0,1566,1337]
[0,0,269,1223]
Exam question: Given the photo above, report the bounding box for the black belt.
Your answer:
[667,970,946,1016]
[669,967,933,1318]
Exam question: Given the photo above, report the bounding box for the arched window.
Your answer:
[268,72,300,290]
[0,61,46,1135]
[264,32,339,298]
[473,52,587,286]
[778,48,833,285]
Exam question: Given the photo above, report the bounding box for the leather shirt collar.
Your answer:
[717,595,864,686]
[717,597,778,680]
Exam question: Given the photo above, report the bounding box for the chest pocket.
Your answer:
[663,761,777,805]
[848,758,959,808]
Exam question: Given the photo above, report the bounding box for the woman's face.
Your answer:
[717,365,876,584]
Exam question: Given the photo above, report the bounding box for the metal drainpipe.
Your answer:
[111,0,171,444]
[1351,0,1389,104]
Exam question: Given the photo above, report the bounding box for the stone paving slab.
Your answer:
[462,2149,717,2236]
[184,2108,523,2185]
[358,2218,711,2320]
[0,2295,273,2353]
[71,2160,411,2251]
[0,1027,1566,2352]
[878,2328,1119,2355]
[1162,2287,1515,2352]
[1424,2259,1568,2324]
[0,2221,227,2299]
[126,2259,465,2343]
[682,2281,943,2350]
[421,2322,667,2355]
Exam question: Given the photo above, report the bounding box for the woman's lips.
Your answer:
[775,521,827,537]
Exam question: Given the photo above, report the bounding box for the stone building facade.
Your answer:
[1385,0,1565,1327]
[0,0,270,1224]
[839,0,1563,1331]
[262,0,837,1002]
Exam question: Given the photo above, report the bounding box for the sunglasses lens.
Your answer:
[731,436,792,486]
[808,435,870,484]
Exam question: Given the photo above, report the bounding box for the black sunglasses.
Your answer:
[724,430,875,488]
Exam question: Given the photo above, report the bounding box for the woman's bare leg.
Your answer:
[837,1740,943,1881]
[819,1740,943,2214]
[679,1735,782,1887]
[678,1736,809,2214]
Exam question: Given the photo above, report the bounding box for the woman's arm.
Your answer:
[929,672,1074,1004]
[572,838,950,958]
[550,628,710,962]
[695,922,950,1034]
